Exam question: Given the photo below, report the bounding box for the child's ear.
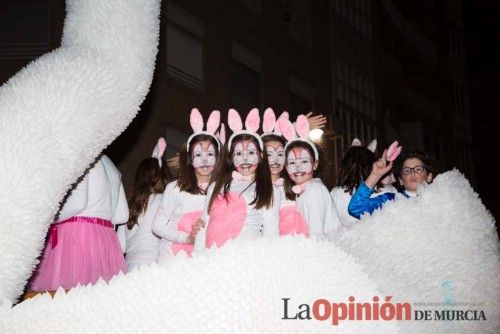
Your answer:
[313,161,319,170]
[426,173,433,183]
[399,177,403,186]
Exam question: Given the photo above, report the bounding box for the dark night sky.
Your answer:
[0,0,498,223]
[464,0,500,223]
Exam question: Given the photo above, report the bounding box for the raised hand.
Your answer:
[365,149,394,188]
[166,153,180,170]
[305,112,327,129]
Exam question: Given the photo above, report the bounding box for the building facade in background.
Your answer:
[0,0,474,188]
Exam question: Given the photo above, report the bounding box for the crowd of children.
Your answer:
[28,107,435,294]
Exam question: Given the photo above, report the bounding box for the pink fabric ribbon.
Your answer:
[292,181,311,195]
[49,216,113,249]
[232,171,254,182]
[273,178,284,186]
[198,182,209,191]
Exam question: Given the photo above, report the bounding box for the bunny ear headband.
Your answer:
[260,108,289,139]
[227,108,264,150]
[278,114,319,160]
[186,108,224,152]
[351,138,377,153]
[151,137,167,167]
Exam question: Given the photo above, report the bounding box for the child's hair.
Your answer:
[177,134,220,195]
[208,134,273,211]
[394,149,434,179]
[127,157,172,229]
[262,134,286,147]
[335,146,378,195]
[283,141,320,200]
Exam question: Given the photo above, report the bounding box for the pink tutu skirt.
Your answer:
[30,216,126,292]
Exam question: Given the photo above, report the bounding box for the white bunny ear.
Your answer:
[367,139,377,153]
[190,108,204,133]
[351,138,362,147]
[151,137,167,167]
[277,116,296,142]
[295,114,310,138]
[228,108,243,132]
[274,112,288,136]
[245,108,260,132]
[262,108,276,133]
[206,110,221,134]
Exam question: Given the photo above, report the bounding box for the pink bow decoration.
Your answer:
[232,171,254,182]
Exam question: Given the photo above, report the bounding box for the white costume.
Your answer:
[277,114,341,239]
[58,155,128,224]
[294,178,341,239]
[194,178,280,250]
[152,181,207,262]
[29,155,127,291]
[125,194,162,270]
[121,137,169,268]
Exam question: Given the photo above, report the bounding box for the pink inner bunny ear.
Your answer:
[367,139,377,153]
[277,117,296,142]
[351,138,362,147]
[190,108,204,133]
[295,115,310,138]
[386,141,402,162]
[152,137,167,159]
[262,108,276,133]
[245,108,260,132]
[228,108,243,132]
[206,110,221,133]
[218,123,226,145]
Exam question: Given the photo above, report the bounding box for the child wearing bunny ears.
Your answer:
[152,109,225,261]
[123,138,172,270]
[278,115,341,239]
[347,141,405,219]
[29,155,128,292]
[330,138,398,226]
[194,108,280,250]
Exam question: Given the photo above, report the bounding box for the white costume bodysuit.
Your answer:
[152,181,207,263]
[194,179,280,250]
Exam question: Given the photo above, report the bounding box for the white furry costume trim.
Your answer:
[0,0,160,301]
[335,170,500,333]
[0,237,398,333]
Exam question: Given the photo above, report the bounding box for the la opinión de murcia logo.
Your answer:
[282,297,487,326]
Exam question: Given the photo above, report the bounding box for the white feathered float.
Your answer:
[0,1,498,333]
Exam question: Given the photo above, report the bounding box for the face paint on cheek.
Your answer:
[192,143,217,169]
[232,141,259,167]
[286,151,298,175]
[297,149,313,174]
[266,145,285,167]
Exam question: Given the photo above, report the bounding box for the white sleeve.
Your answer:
[262,186,280,237]
[193,184,215,252]
[305,186,328,240]
[57,172,90,222]
[112,182,129,226]
[325,192,342,233]
[152,183,189,243]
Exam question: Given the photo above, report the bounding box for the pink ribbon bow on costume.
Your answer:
[232,171,254,182]
[273,178,284,186]
[198,182,209,191]
[292,181,310,195]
